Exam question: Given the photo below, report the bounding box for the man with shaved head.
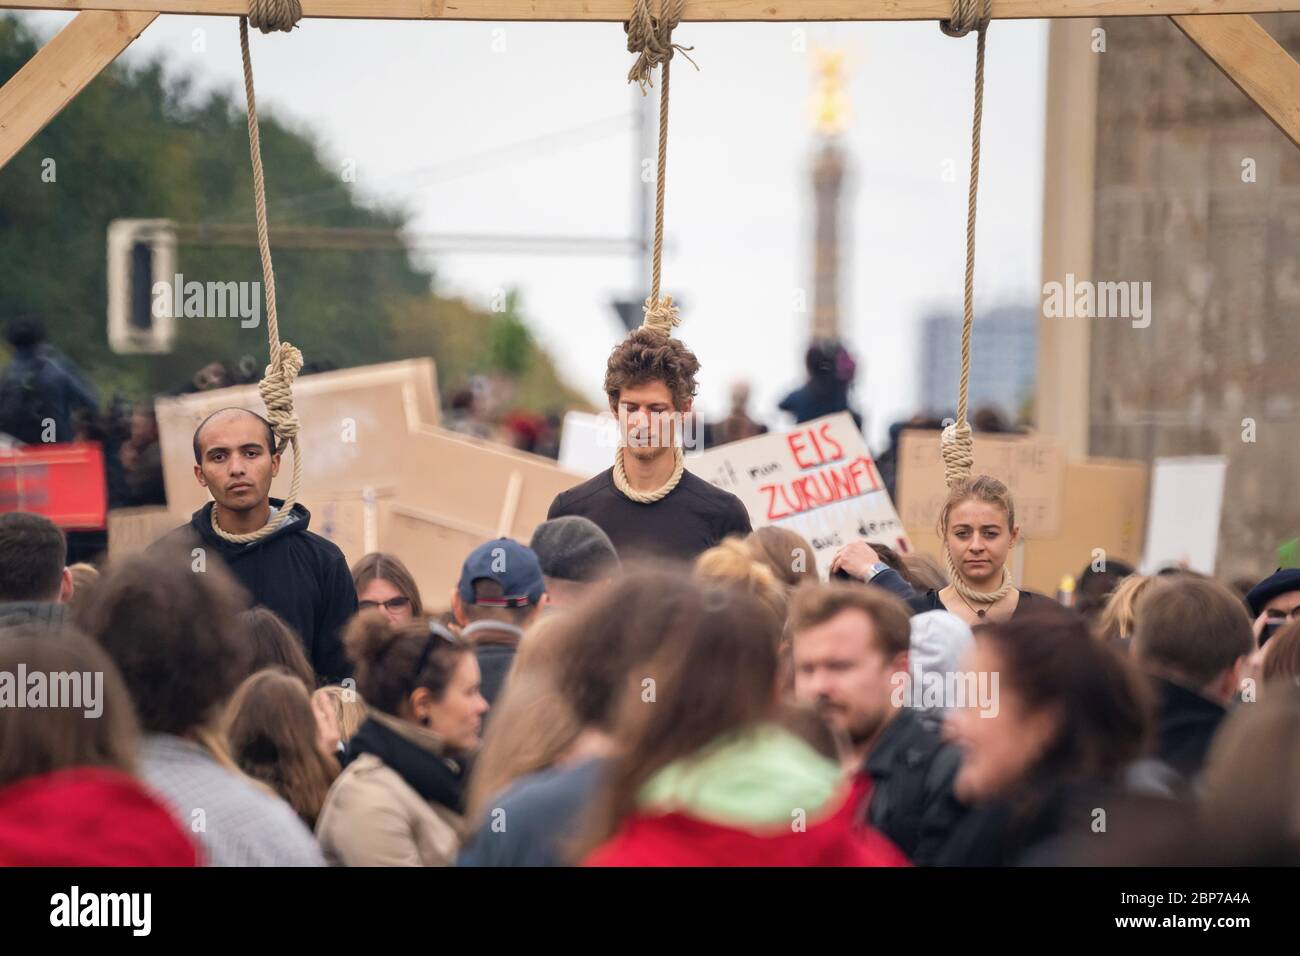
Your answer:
[156,406,356,683]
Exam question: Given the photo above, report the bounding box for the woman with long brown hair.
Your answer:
[745,526,819,590]
[577,577,906,867]
[351,552,424,625]
[225,670,340,829]
[238,606,317,690]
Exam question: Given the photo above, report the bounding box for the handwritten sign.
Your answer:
[895,430,1065,539]
[691,413,910,580]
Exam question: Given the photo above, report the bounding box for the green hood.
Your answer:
[638,723,846,828]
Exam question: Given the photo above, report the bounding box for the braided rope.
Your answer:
[625,0,696,334]
[945,548,1014,606]
[938,0,991,492]
[939,0,1009,607]
[612,445,685,504]
[247,0,301,34]
[611,1,696,496]
[211,13,304,544]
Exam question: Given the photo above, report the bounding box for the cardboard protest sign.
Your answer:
[691,413,909,580]
[896,429,1065,542]
[107,505,177,558]
[382,426,585,599]
[1021,458,1148,594]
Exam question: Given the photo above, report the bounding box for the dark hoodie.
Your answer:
[156,499,356,684]
[1150,676,1227,780]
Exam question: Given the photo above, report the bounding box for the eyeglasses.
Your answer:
[358,596,411,612]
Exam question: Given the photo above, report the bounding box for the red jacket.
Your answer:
[0,767,202,866]
[585,785,909,867]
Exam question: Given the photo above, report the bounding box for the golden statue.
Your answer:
[810,48,851,137]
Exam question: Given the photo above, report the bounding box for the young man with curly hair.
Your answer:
[547,328,751,562]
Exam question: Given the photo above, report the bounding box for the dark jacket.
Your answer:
[0,346,98,444]
[935,777,1087,867]
[462,620,523,709]
[156,500,356,684]
[457,758,606,867]
[1150,676,1227,780]
[856,707,967,866]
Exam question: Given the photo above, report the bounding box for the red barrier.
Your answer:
[0,442,107,530]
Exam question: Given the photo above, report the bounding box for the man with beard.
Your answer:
[156,407,355,683]
[790,583,967,865]
[546,327,750,563]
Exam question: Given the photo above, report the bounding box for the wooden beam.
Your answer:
[1036,17,1098,459]
[0,0,1297,22]
[0,10,157,170]
[1172,13,1300,148]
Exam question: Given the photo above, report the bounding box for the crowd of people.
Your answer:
[0,321,1297,868]
[1,497,1297,867]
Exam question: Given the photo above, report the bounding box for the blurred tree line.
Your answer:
[0,15,587,414]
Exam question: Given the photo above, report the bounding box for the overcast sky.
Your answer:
[20,12,1047,448]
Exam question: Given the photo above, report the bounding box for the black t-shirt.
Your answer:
[547,467,752,563]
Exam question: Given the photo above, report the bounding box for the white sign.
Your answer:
[693,413,911,580]
[1141,456,1227,575]
[558,411,621,478]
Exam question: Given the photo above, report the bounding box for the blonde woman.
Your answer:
[832,475,1048,626]
[1098,574,1154,647]
[695,537,789,629]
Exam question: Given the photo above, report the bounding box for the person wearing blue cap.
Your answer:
[547,328,751,563]
[450,538,547,708]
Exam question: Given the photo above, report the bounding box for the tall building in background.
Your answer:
[809,51,849,342]
[919,305,1038,422]
[778,50,863,429]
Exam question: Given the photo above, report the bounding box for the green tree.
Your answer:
[0,15,585,415]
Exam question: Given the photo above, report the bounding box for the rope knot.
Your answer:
[259,341,303,451]
[625,0,697,91]
[641,294,681,336]
[939,0,992,38]
[247,0,303,34]
[940,419,975,488]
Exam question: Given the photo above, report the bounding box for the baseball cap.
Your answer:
[457,538,545,608]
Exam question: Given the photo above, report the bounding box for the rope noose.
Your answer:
[211,4,305,544]
[938,0,1013,606]
[612,0,697,505]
